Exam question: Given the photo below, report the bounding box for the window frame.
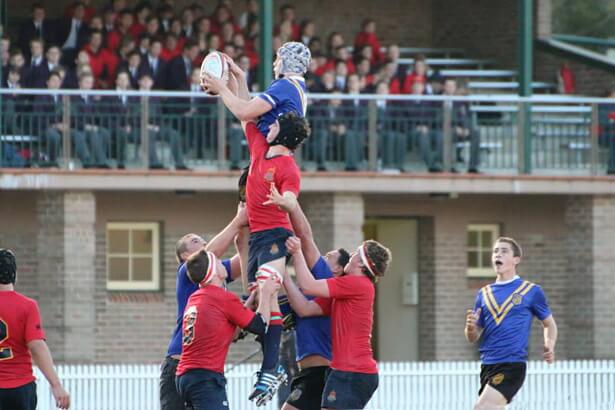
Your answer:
[466,223,500,278]
[106,222,160,291]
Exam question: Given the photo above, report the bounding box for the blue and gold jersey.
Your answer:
[474,276,551,364]
[257,76,307,136]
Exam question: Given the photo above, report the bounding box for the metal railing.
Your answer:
[1,89,614,176]
[34,360,615,410]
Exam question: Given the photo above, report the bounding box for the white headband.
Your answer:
[186,251,218,286]
[359,243,377,277]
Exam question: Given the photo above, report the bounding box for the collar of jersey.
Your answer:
[492,275,520,286]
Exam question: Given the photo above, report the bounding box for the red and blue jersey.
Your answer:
[474,276,552,364]
[166,259,232,357]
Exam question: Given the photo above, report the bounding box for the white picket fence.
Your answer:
[35,360,615,410]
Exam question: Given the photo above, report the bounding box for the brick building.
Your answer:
[1,172,614,364]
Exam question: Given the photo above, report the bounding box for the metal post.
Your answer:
[516,102,526,174]
[518,0,533,174]
[62,95,71,169]
[442,101,453,172]
[258,0,273,90]
[217,99,227,169]
[368,100,378,171]
[590,103,599,176]
[140,96,149,169]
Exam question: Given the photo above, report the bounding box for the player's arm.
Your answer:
[541,315,557,364]
[281,268,325,317]
[203,73,271,121]
[265,184,321,268]
[235,225,250,294]
[224,56,251,101]
[464,308,483,343]
[28,340,70,409]
[286,236,330,298]
[205,203,248,258]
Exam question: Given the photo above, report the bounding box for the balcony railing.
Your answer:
[1,89,614,176]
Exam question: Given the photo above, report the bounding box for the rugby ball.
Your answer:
[200,51,229,95]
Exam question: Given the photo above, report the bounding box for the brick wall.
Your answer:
[418,217,436,361]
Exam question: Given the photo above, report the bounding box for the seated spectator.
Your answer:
[8,50,28,82]
[429,70,445,95]
[183,67,216,161]
[375,81,406,171]
[160,32,182,61]
[129,3,152,38]
[190,2,204,19]
[82,30,119,88]
[107,8,134,52]
[105,70,135,168]
[557,62,576,95]
[278,20,295,43]
[356,57,375,91]
[33,71,65,167]
[406,82,442,172]
[391,55,428,95]
[599,84,615,175]
[326,32,344,58]
[137,33,151,57]
[307,37,323,56]
[311,69,336,93]
[207,33,222,52]
[145,16,161,37]
[62,50,91,89]
[354,19,383,66]
[57,1,89,67]
[24,38,48,88]
[169,18,186,44]
[136,73,189,170]
[1,68,27,167]
[194,16,212,39]
[238,0,258,31]
[117,35,136,62]
[1,37,10,86]
[138,37,167,89]
[275,4,300,40]
[237,54,257,91]
[70,72,111,168]
[45,45,63,74]
[18,3,54,60]
[442,78,479,173]
[118,49,141,89]
[157,4,175,33]
[221,21,236,46]
[181,7,195,38]
[64,0,96,24]
[102,7,117,40]
[305,54,323,92]
[334,59,348,91]
[299,19,316,46]
[211,4,238,34]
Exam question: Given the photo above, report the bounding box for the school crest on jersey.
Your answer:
[264,167,276,182]
[511,293,523,305]
[327,390,337,402]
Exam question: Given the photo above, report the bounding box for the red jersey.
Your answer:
[315,275,378,374]
[245,122,300,233]
[0,291,46,388]
[176,286,255,375]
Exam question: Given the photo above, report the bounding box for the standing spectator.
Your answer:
[407,82,442,172]
[356,57,375,91]
[45,46,63,74]
[33,71,65,167]
[106,70,135,168]
[207,33,222,52]
[102,7,117,41]
[1,37,10,87]
[139,37,167,89]
[8,50,28,85]
[557,62,576,95]
[167,39,198,91]
[24,38,47,88]
[181,7,195,38]
[117,36,136,62]
[118,50,142,89]
[157,4,175,33]
[160,33,182,62]
[299,19,316,46]
[194,16,212,39]
[334,60,348,91]
[62,50,91,89]
[354,19,383,66]
[326,32,344,58]
[2,68,29,166]
[82,30,118,88]
[238,54,256,91]
[57,1,89,67]
[18,3,54,59]
[130,3,152,38]
[106,8,134,53]
[239,0,258,31]
[210,4,237,34]
[145,16,161,37]
[276,4,300,40]
[374,81,406,170]
[64,0,96,23]
[70,72,111,168]
[391,55,429,95]
[137,34,151,57]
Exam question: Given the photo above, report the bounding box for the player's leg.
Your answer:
[177,370,229,410]
[320,369,378,410]
[474,385,507,410]
[284,366,329,410]
[160,356,186,410]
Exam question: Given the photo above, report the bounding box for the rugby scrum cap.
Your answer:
[277,42,311,75]
[0,249,16,284]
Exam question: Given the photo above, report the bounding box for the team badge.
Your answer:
[270,243,279,255]
[491,373,505,385]
[327,390,337,402]
[264,167,276,182]
[289,388,302,401]
[512,293,523,305]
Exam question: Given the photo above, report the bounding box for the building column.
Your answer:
[36,191,96,363]
[302,193,364,254]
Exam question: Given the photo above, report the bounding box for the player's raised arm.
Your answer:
[285,236,330,298]
[202,72,271,122]
[280,264,325,317]
[205,202,248,258]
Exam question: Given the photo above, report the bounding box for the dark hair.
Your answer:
[185,248,210,284]
[337,248,350,268]
[48,71,62,81]
[78,71,93,82]
[0,249,17,284]
[238,165,249,203]
[363,240,392,282]
[128,49,141,59]
[31,3,44,11]
[116,69,130,79]
[495,237,523,258]
[183,38,198,50]
[273,111,311,150]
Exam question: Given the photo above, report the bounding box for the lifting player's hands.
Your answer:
[543,343,555,364]
[234,201,249,227]
[222,53,246,79]
[465,308,481,333]
[51,383,70,409]
[285,236,302,256]
[258,276,280,297]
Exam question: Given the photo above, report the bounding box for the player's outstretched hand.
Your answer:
[52,384,70,409]
[200,73,225,94]
[285,236,302,256]
[259,276,280,297]
[263,183,295,212]
[543,344,555,364]
[222,54,246,78]
[465,308,481,333]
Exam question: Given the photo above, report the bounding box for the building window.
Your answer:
[467,224,500,277]
[106,222,160,291]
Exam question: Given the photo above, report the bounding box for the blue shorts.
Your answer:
[176,369,228,410]
[321,369,378,409]
[248,228,293,283]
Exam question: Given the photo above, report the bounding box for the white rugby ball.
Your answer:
[200,51,229,95]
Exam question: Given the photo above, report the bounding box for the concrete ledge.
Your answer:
[2,169,615,194]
